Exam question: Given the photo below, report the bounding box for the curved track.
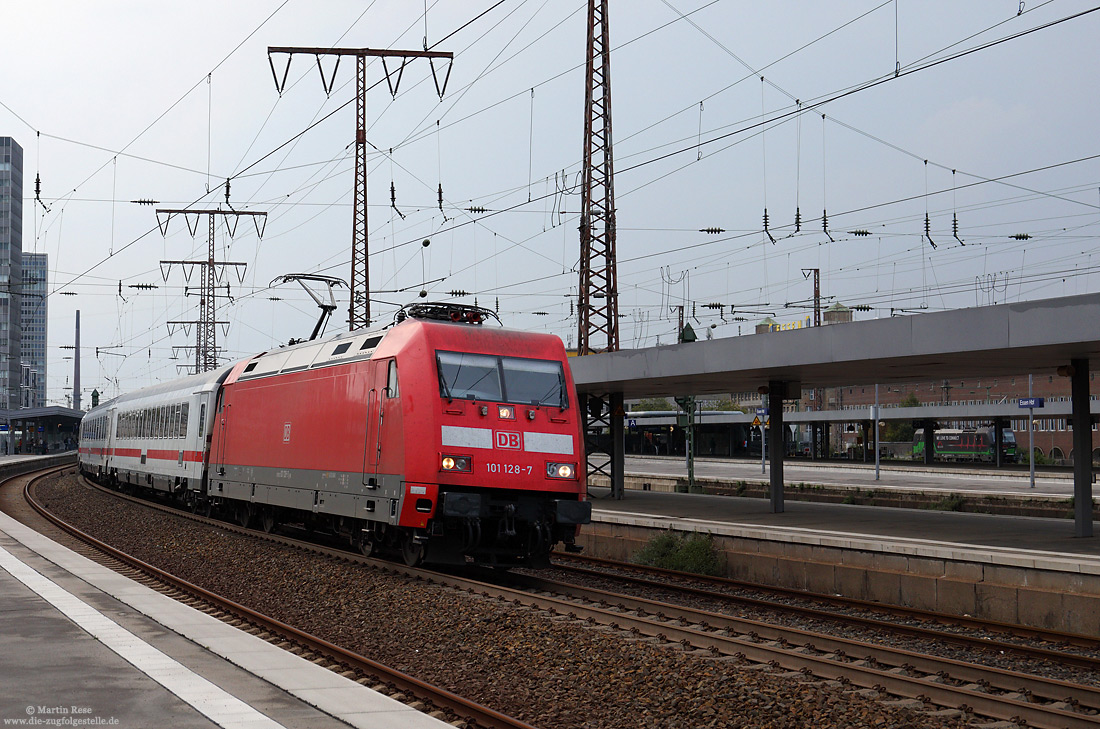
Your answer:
[38,472,1100,729]
[15,468,536,729]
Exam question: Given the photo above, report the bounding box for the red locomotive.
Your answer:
[79,303,590,566]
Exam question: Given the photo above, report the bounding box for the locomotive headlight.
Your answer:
[497,405,515,420]
[441,455,472,472]
[547,462,576,479]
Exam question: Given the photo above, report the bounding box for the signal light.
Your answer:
[497,405,515,420]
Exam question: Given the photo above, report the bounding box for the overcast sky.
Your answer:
[2,0,1099,405]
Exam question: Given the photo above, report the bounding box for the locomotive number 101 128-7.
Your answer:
[486,463,532,475]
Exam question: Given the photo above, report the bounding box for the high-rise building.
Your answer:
[0,137,23,410]
[21,252,47,407]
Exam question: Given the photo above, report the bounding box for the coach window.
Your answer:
[198,403,206,439]
[181,403,189,438]
[387,359,399,398]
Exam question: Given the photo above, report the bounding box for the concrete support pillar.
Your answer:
[993,417,1005,468]
[610,391,625,500]
[768,381,785,513]
[923,421,936,465]
[1070,358,1093,538]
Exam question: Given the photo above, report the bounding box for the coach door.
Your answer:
[104,407,117,470]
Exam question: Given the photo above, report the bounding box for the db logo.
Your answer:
[495,431,521,450]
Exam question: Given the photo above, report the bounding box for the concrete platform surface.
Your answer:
[0,511,449,729]
[588,486,1100,568]
[625,455,1081,498]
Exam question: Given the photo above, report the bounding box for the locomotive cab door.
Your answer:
[363,357,403,489]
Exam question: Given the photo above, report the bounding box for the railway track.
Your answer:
[545,553,1100,666]
[34,471,1100,728]
[10,467,537,729]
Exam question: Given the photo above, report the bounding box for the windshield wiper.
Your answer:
[438,362,453,401]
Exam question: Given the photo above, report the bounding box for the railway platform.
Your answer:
[0,509,448,729]
[581,484,1100,636]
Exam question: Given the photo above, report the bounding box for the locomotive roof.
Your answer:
[83,311,567,415]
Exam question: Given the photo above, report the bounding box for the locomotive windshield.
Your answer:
[436,351,567,408]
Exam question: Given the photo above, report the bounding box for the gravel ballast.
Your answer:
[37,474,976,729]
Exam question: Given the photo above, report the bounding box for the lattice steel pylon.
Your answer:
[156,208,267,373]
[578,0,624,499]
[578,0,619,356]
[268,46,453,331]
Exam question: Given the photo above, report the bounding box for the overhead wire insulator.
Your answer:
[699,227,725,234]
[130,199,160,206]
[822,209,835,243]
[128,283,159,290]
[448,289,470,297]
[703,302,723,310]
[1010,233,1031,240]
[438,184,444,213]
[794,207,801,233]
[851,304,873,312]
[467,206,487,214]
[390,181,406,220]
[533,311,548,316]
[848,230,870,237]
[763,208,776,244]
[925,213,937,249]
[953,213,965,245]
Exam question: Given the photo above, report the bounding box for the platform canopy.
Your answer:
[571,293,1100,397]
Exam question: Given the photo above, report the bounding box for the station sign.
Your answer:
[1018,397,1045,408]
[627,419,637,429]
[755,407,769,416]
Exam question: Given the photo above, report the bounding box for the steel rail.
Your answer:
[548,556,1100,670]
[24,472,537,729]
[498,571,1100,707]
[387,566,1100,729]
[554,551,1100,650]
